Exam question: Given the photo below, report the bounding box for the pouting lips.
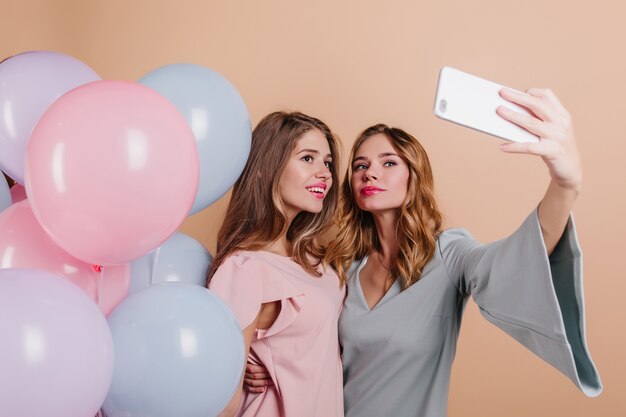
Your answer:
[360,186,384,197]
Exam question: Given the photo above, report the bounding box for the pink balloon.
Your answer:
[9,183,26,203]
[0,200,129,316]
[25,80,199,265]
[0,268,113,417]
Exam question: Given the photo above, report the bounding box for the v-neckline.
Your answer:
[355,256,401,311]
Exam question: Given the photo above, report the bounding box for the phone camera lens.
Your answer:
[438,99,447,113]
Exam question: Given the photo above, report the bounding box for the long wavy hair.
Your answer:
[207,111,340,283]
[326,124,443,289]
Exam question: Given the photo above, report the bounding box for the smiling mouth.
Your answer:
[306,186,326,199]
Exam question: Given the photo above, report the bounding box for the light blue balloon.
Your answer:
[103,284,244,417]
[0,174,11,212]
[129,232,212,295]
[139,64,252,215]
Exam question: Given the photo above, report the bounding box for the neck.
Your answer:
[263,208,297,256]
[263,233,290,256]
[372,209,400,266]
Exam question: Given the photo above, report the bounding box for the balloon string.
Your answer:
[150,247,161,286]
[92,264,104,308]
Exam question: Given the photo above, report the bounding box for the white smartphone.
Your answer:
[433,67,539,143]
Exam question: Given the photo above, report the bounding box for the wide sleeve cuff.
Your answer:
[474,209,602,397]
[439,209,602,396]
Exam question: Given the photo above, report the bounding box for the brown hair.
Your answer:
[207,111,340,282]
[326,124,443,289]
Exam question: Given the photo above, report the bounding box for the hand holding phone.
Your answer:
[433,67,539,143]
[433,66,582,193]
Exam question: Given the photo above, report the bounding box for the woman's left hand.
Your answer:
[244,363,273,393]
[496,88,582,192]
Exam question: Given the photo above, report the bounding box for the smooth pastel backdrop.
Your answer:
[1,0,622,415]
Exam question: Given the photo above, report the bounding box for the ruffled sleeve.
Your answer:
[438,208,602,397]
[209,253,305,338]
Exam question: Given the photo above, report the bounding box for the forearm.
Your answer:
[537,179,580,255]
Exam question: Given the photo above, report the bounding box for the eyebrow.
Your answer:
[352,152,399,162]
[297,148,333,159]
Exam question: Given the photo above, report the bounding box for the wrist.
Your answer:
[550,178,581,201]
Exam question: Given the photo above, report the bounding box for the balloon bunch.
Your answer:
[0,51,249,417]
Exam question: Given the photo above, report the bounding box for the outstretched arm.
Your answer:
[497,88,581,254]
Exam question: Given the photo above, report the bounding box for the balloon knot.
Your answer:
[92,264,103,273]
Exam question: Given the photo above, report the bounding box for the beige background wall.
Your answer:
[2,0,624,415]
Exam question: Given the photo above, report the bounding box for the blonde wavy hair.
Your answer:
[326,124,443,289]
[207,111,340,283]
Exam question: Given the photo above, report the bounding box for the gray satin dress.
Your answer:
[339,210,602,417]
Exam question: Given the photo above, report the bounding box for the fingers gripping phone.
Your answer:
[433,67,539,143]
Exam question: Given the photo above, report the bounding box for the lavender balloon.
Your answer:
[0,51,100,184]
[0,268,114,417]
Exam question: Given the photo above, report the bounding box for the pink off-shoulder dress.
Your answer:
[209,250,345,417]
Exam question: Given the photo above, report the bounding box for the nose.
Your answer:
[315,164,331,180]
[364,166,378,181]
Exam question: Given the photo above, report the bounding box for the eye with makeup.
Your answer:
[300,154,333,171]
[383,160,397,167]
[353,162,368,171]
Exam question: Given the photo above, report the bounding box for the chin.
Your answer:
[356,198,377,211]
[300,204,324,214]
[356,202,374,212]
[357,201,395,213]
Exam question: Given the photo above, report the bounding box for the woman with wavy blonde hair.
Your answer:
[330,88,601,417]
[208,111,345,417]
[326,124,443,290]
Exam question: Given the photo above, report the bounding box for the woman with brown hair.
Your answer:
[246,88,602,416]
[207,111,344,417]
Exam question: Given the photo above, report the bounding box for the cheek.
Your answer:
[399,176,410,199]
[389,171,410,202]
[397,168,410,190]
[398,175,409,195]
[277,176,296,203]
[279,164,300,188]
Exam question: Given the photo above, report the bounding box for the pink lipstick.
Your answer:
[306,183,327,199]
[361,186,384,197]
